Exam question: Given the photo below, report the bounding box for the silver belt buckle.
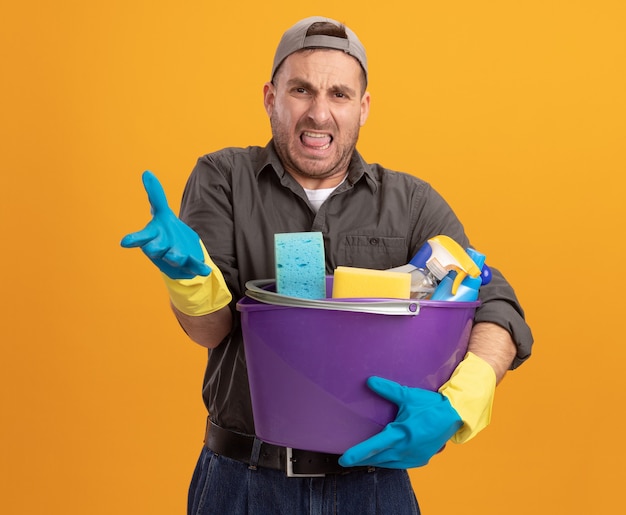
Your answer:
[285,448,326,478]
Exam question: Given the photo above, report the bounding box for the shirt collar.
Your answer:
[255,140,378,193]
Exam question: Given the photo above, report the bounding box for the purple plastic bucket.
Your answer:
[237,277,479,454]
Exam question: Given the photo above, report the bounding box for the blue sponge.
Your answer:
[275,232,326,299]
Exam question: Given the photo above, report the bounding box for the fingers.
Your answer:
[161,250,212,277]
[122,172,212,278]
[121,172,169,247]
[120,224,159,248]
[132,236,211,278]
[142,170,170,215]
[366,376,406,405]
[121,226,210,276]
[339,427,403,467]
[184,257,212,277]
[368,378,445,410]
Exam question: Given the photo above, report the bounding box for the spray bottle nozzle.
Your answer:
[426,235,481,295]
[388,235,484,299]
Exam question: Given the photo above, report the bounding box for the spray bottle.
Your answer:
[431,247,488,301]
[387,235,482,299]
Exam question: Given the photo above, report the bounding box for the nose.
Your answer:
[306,96,332,126]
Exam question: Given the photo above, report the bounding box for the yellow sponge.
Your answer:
[332,266,411,299]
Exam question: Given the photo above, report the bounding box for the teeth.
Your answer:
[301,131,332,151]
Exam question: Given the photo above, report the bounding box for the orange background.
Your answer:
[1,1,625,513]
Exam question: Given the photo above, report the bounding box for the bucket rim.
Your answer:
[237,278,480,314]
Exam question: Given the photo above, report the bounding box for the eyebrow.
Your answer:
[285,78,358,98]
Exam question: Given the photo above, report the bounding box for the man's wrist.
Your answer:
[162,242,232,316]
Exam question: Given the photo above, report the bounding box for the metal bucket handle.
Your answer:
[244,279,420,316]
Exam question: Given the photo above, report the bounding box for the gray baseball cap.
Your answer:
[271,16,368,83]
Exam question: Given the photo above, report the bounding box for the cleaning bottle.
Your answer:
[431,247,486,301]
[387,235,482,299]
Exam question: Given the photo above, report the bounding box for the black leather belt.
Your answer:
[204,420,370,477]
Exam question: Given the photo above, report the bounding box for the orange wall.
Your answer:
[1,1,624,513]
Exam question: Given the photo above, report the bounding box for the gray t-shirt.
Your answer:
[179,141,533,435]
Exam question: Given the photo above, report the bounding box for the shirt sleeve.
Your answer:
[412,181,534,369]
[178,155,242,300]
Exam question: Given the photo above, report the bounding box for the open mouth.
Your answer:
[301,131,332,151]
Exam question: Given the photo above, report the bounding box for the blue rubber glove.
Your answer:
[338,376,463,469]
[120,171,211,280]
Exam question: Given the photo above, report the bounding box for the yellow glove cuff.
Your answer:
[439,352,496,444]
[161,241,232,316]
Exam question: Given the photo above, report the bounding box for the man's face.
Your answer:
[264,49,370,188]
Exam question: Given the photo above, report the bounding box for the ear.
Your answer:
[263,82,276,117]
[359,91,371,127]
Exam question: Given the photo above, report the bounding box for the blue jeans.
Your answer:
[188,447,421,515]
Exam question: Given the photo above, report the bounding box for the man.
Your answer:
[121,16,533,514]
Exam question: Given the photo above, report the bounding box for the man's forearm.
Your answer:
[467,322,517,383]
[171,303,233,349]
